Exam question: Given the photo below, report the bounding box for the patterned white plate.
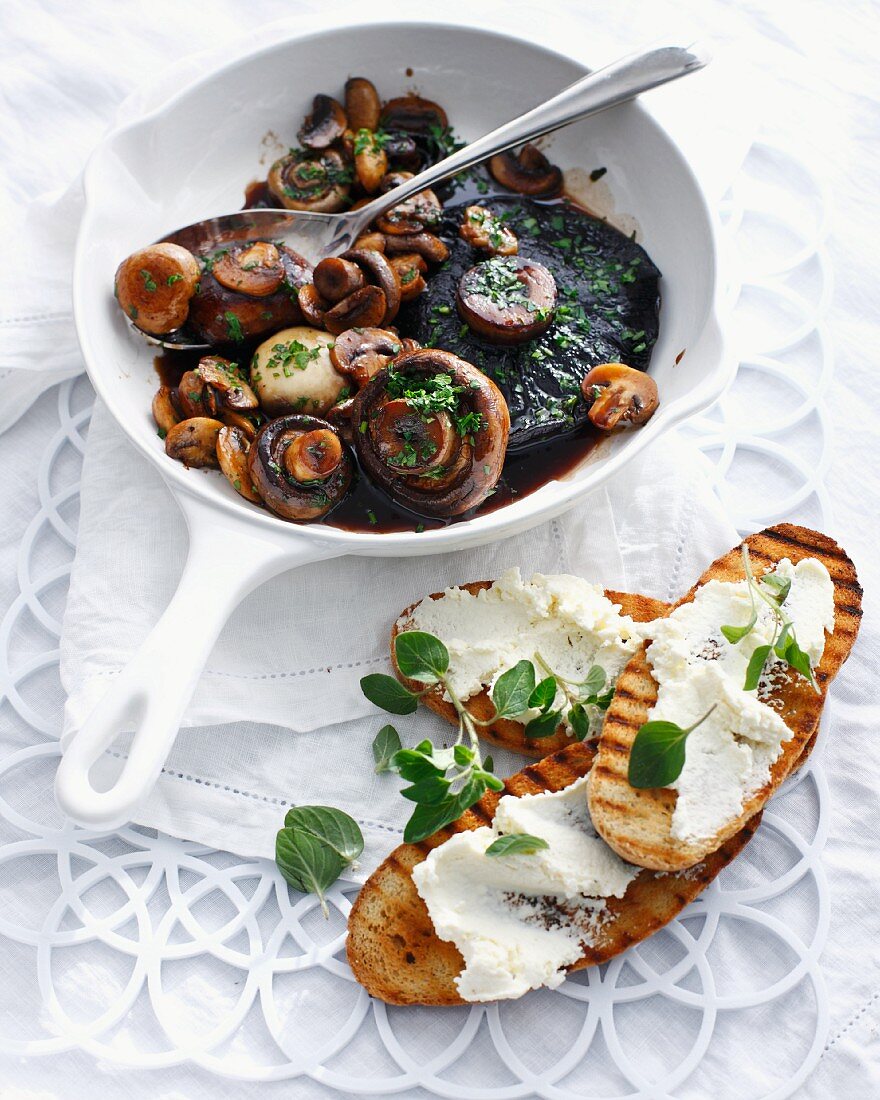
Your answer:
[0,138,833,1097]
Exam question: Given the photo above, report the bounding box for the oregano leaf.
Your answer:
[372,725,402,773]
[394,630,449,683]
[491,660,536,718]
[360,673,419,714]
[485,833,549,857]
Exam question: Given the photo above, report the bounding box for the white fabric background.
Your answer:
[1,0,878,1097]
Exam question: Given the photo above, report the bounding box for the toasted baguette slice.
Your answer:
[588,524,862,872]
[392,582,669,757]
[346,741,760,1005]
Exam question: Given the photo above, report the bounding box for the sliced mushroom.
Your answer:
[251,326,346,416]
[267,149,351,212]
[383,232,449,264]
[459,205,518,256]
[221,408,263,440]
[298,94,347,149]
[457,256,557,345]
[353,130,388,194]
[352,348,510,516]
[165,417,223,468]
[187,243,311,347]
[115,243,200,335]
[380,95,448,135]
[211,241,285,297]
[152,386,181,435]
[323,285,388,335]
[344,77,381,132]
[330,327,403,389]
[489,145,563,196]
[197,355,258,410]
[342,248,401,324]
[375,186,442,235]
[581,363,659,430]
[176,370,208,419]
[353,230,387,252]
[387,253,427,301]
[216,425,261,502]
[248,415,353,521]
[298,283,328,327]
[325,396,357,444]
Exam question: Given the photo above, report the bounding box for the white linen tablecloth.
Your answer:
[1,1,878,1097]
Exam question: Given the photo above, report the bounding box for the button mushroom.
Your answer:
[152,386,182,436]
[164,417,224,468]
[250,326,348,417]
[581,363,659,430]
[115,243,200,336]
[267,149,351,212]
[353,129,388,194]
[298,94,347,149]
[380,95,448,136]
[344,77,381,132]
[383,232,449,264]
[489,144,563,197]
[323,286,388,335]
[197,355,259,411]
[342,248,401,324]
[313,257,366,303]
[375,185,442,236]
[457,256,556,345]
[459,205,518,256]
[330,327,403,389]
[387,253,427,301]
[248,415,353,522]
[352,348,510,517]
[187,242,311,347]
[216,425,261,502]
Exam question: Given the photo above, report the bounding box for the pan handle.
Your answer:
[55,492,342,831]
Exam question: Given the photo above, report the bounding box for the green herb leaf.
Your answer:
[762,573,792,604]
[721,614,758,645]
[780,636,817,689]
[282,805,364,864]
[568,702,590,741]
[372,724,402,773]
[491,660,536,718]
[391,748,445,783]
[360,673,419,714]
[579,665,606,696]
[528,676,557,712]
[485,833,550,857]
[400,776,452,805]
[275,827,347,918]
[483,754,494,773]
[524,709,563,740]
[394,630,450,683]
[628,707,717,788]
[743,644,773,691]
[224,311,244,343]
[453,744,475,766]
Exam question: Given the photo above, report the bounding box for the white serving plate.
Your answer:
[60,21,729,829]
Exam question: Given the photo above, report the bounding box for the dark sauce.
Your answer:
[156,166,657,534]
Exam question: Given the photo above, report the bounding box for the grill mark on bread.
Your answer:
[587,524,860,873]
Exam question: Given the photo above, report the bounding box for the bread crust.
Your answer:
[346,741,760,1005]
[391,582,669,757]
[587,524,862,871]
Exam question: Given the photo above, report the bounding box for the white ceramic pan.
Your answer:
[59,22,728,830]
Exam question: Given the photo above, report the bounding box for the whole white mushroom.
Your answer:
[251,327,348,417]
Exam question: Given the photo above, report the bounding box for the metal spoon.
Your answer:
[153,41,709,350]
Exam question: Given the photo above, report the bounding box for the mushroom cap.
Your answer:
[248,415,353,522]
[352,348,510,517]
[457,256,557,345]
[344,77,381,132]
[489,146,563,197]
[267,149,351,213]
[251,326,348,417]
[115,243,200,335]
[581,362,660,429]
[298,94,347,149]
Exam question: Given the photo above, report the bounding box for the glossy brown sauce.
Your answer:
[155,170,616,533]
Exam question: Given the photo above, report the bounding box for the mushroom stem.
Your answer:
[284,429,343,482]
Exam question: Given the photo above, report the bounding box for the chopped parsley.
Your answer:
[140,269,157,292]
[265,339,321,376]
[223,311,244,343]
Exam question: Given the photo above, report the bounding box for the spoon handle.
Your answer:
[351,42,709,232]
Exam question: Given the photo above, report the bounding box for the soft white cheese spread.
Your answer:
[644,557,835,843]
[405,569,638,728]
[411,776,639,1001]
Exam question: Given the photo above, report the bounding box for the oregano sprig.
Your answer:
[721,547,818,693]
[275,805,364,917]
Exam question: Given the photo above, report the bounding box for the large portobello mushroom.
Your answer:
[398,195,661,451]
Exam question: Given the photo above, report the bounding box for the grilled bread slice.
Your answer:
[346,741,760,1006]
[588,524,862,872]
[392,582,670,757]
